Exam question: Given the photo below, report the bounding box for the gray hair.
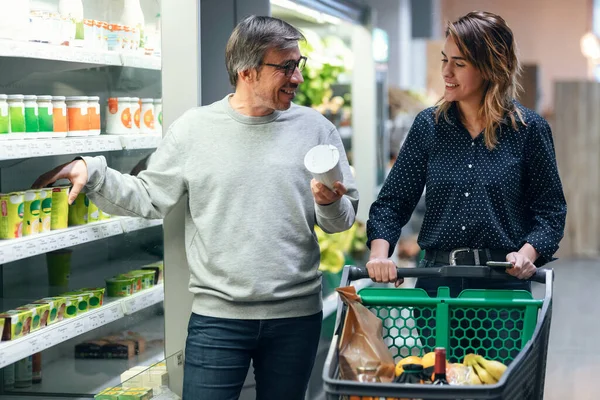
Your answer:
[226,15,305,87]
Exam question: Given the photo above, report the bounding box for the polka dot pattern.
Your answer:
[367,102,567,265]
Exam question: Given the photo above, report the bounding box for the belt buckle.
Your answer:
[449,247,475,266]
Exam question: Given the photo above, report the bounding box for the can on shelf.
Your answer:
[68,193,89,226]
[0,191,25,239]
[23,189,41,237]
[39,188,52,233]
[50,186,69,230]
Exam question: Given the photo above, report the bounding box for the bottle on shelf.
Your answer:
[58,0,84,46]
[32,353,42,384]
[2,363,15,390]
[14,356,32,389]
[121,0,145,52]
[432,347,449,385]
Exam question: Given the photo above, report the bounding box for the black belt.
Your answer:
[424,248,510,266]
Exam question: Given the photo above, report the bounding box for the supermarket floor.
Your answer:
[533,257,600,400]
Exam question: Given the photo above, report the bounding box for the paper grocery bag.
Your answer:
[336,286,395,383]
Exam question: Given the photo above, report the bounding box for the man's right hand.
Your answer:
[365,257,403,287]
[32,159,88,205]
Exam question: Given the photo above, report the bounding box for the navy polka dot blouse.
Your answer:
[367,101,567,266]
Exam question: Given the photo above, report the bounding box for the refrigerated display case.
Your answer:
[0,0,167,398]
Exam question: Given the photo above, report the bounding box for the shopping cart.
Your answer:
[323,263,553,400]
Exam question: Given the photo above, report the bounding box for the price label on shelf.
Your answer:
[68,232,79,246]
[100,224,111,238]
[41,331,55,349]
[57,325,73,342]
[43,140,55,155]
[73,139,85,154]
[109,221,122,236]
[29,142,42,156]
[0,247,14,264]
[107,136,121,149]
[90,226,101,240]
[84,138,94,150]
[63,140,74,154]
[25,242,38,258]
[15,142,30,158]
[95,311,107,326]
[77,228,93,243]
[39,238,51,253]
[73,321,86,336]
[29,337,42,354]
[108,304,124,322]
[2,142,14,158]
[0,349,9,368]
[124,297,139,314]
[12,243,24,260]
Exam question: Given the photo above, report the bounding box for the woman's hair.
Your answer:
[435,11,524,150]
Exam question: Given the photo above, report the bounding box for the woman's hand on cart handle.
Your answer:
[505,246,538,280]
[366,258,404,287]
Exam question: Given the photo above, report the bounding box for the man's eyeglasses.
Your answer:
[262,56,307,77]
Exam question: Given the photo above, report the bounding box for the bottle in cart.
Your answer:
[432,347,449,385]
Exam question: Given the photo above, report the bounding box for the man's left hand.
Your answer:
[311,179,346,205]
[505,252,536,280]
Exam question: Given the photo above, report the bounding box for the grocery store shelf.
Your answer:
[0,217,163,264]
[322,278,374,320]
[0,284,164,369]
[0,39,161,70]
[0,134,162,161]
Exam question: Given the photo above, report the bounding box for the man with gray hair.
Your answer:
[33,15,358,399]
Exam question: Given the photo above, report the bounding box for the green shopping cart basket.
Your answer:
[323,264,553,400]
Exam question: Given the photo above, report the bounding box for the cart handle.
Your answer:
[348,263,547,284]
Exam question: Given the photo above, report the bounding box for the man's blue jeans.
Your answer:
[183,311,322,400]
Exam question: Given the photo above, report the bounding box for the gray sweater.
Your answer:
[83,95,358,319]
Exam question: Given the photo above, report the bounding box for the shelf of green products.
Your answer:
[0,284,164,369]
[0,217,163,264]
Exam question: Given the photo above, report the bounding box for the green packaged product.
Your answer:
[76,288,106,308]
[68,193,89,226]
[33,297,67,324]
[0,192,24,239]
[15,303,50,332]
[0,309,33,340]
[106,277,134,297]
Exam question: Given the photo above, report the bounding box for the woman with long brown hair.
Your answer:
[365,11,566,355]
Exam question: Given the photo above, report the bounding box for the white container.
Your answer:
[130,97,140,134]
[140,99,155,134]
[154,99,162,134]
[66,96,89,137]
[0,94,9,138]
[51,96,68,138]
[59,0,84,47]
[106,97,132,135]
[87,96,101,135]
[37,95,54,138]
[7,95,25,137]
[121,0,145,52]
[304,144,344,191]
[0,0,30,41]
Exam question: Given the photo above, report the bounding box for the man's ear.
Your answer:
[239,68,256,83]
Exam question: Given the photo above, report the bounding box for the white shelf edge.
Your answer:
[0,134,162,161]
[322,279,374,320]
[0,284,164,369]
[0,39,161,70]
[0,217,163,264]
